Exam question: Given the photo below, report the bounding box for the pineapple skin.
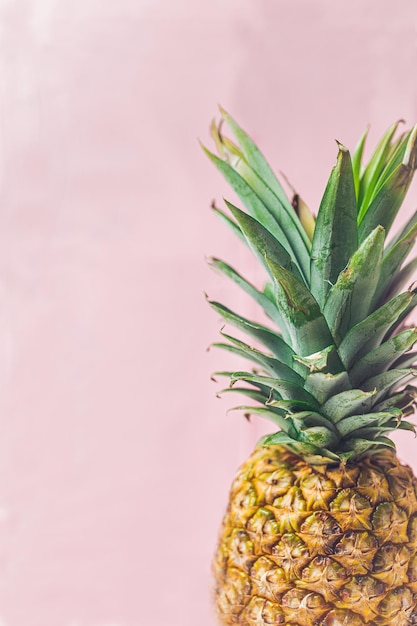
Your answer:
[213,445,417,626]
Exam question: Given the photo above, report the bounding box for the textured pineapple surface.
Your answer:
[214,445,417,625]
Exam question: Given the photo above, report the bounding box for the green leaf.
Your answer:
[396,420,416,432]
[208,299,294,365]
[338,291,414,369]
[208,258,282,325]
[261,430,301,446]
[298,426,339,448]
[227,405,291,432]
[371,129,412,199]
[219,108,294,213]
[260,431,341,462]
[352,126,368,200]
[358,120,403,216]
[323,226,385,342]
[260,432,339,458]
[348,419,416,440]
[225,201,304,282]
[263,280,275,303]
[372,436,397,449]
[217,387,268,404]
[304,371,351,405]
[211,202,246,244]
[321,388,376,423]
[280,171,316,242]
[336,410,402,438]
[265,256,334,356]
[212,371,274,397]
[290,411,338,433]
[350,328,417,385]
[373,385,417,413]
[382,258,417,301]
[342,437,396,455]
[385,290,417,338]
[266,398,319,413]
[375,214,417,302]
[230,371,320,407]
[361,368,417,404]
[203,146,294,252]
[392,351,417,369]
[383,210,417,256]
[310,144,358,307]
[213,332,303,383]
[358,125,417,242]
[293,345,336,373]
[219,109,312,264]
[212,339,280,376]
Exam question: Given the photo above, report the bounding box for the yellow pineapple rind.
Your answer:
[213,445,417,626]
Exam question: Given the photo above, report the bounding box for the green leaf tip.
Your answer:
[403,124,417,169]
[310,141,358,307]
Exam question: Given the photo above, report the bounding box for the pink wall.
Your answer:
[0,1,416,625]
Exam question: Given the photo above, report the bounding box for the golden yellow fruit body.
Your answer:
[213,445,417,626]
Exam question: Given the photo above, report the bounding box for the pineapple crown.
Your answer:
[204,108,417,465]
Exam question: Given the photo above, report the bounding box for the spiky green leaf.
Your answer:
[310,144,358,307]
[266,398,319,413]
[383,258,417,301]
[348,421,416,440]
[203,146,295,252]
[230,371,320,407]
[217,387,268,404]
[352,126,368,199]
[265,256,334,356]
[219,109,312,267]
[358,125,417,242]
[323,226,385,342]
[292,345,336,373]
[342,437,396,455]
[290,411,338,434]
[213,332,303,383]
[227,405,291,432]
[338,291,414,368]
[208,299,294,365]
[321,388,376,423]
[208,258,282,324]
[211,202,246,244]
[298,426,339,448]
[392,351,417,369]
[336,410,402,438]
[371,129,412,199]
[373,385,417,413]
[375,214,417,302]
[350,328,417,385]
[212,371,274,397]
[361,368,417,404]
[304,371,351,405]
[219,108,294,213]
[225,201,304,282]
[358,120,403,215]
[261,431,341,463]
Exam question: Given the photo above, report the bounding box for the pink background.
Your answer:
[0,1,416,625]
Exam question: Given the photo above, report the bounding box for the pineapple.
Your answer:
[204,109,417,626]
